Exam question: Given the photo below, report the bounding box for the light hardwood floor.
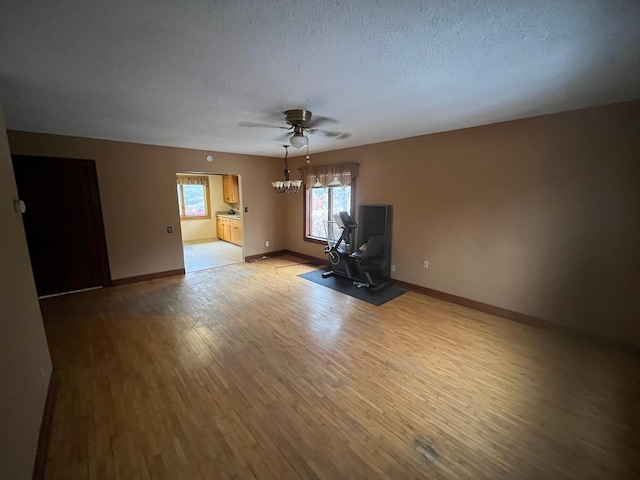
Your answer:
[40,256,640,479]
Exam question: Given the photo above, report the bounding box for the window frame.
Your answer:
[177,182,211,221]
[303,178,356,244]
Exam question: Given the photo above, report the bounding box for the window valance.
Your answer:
[176,175,209,186]
[301,163,359,188]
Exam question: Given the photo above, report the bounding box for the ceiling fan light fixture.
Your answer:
[290,132,308,149]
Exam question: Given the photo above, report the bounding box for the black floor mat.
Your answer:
[298,268,407,306]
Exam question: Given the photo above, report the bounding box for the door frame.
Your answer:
[175,170,245,264]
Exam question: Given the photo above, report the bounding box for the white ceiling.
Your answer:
[1,0,639,158]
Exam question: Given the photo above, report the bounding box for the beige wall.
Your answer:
[0,107,53,478]
[209,175,234,213]
[285,100,640,346]
[8,133,288,280]
[179,175,232,243]
[7,101,639,346]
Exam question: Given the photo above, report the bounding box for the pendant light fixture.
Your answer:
[271,145,302,194]
[327,176,342,187]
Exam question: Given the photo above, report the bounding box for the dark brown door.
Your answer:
[12,155,111,296]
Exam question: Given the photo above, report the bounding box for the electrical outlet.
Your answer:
[391,264,395,272]
[423,260,429,269]
[265,241,270,247]
[167,226,173,234]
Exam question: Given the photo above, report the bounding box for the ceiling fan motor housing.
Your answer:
[284,109,312,128]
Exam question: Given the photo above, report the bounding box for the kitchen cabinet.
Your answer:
[222,175,239,203]
[229,218,242,245]
[216,216,230,242]
[216,215,242,246]
[216,216,223,239]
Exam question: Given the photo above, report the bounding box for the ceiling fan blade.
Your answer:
[274,132,291,141]
[308,116,337,128]
[308,129,351,139]
[239,121,288,129]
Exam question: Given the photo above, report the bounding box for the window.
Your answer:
[176,175,210,220]
[306,185,354,241]
[302,163,358,242]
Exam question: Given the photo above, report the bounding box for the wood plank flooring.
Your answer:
[40,256,640,479]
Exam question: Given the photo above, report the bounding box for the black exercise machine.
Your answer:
[322,206,393,292]
[322,211,358,280]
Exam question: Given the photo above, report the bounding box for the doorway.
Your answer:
[12,155,111,297]
[176,172,243,273]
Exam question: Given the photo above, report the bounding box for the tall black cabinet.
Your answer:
[356,205,393,280]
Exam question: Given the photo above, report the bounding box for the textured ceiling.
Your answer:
[1,0,639,157]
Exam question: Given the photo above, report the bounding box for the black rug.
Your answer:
[298,268,407,306]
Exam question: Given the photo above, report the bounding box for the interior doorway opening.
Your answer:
[176,172,244,273]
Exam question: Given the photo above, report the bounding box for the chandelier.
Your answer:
[272,145,302,194]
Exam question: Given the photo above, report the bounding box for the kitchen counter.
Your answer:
[216,213,242,220]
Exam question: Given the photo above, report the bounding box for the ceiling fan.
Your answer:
[239,109,351,148]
